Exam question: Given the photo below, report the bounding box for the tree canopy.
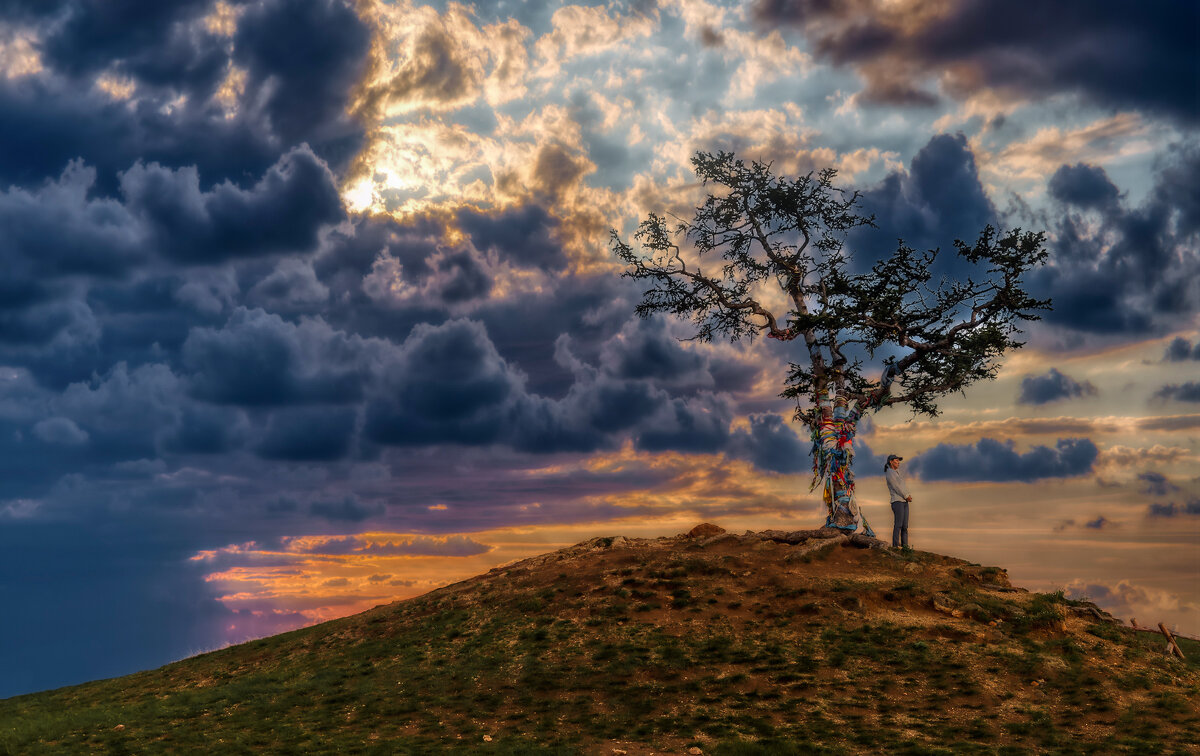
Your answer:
[611,151,1051,427]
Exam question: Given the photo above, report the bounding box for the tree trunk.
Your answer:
[807,393,875,537]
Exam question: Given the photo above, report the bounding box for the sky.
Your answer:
[0,0,1196,698]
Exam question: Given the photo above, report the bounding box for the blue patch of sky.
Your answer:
[441,100,500,138]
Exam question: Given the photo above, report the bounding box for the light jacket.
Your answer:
[885,466,910,503]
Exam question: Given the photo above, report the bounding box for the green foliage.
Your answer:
[1010,592,1066,635]
[612,150,1051,423]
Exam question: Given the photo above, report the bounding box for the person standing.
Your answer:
[885,454,913,548]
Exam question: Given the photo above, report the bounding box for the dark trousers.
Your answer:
[891,500,909,547]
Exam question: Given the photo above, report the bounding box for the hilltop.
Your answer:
[2,525,1197,754]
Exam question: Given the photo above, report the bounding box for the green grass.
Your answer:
[2,541,1197,754]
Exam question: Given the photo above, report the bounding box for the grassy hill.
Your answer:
[2,525,1197,755]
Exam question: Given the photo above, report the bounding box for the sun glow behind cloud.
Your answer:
[337,0,899,265]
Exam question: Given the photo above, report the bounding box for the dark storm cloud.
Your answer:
[1163,338,1200,362]
[851,439,889,475]
[457,205,568,272]
[233,0,370,155]
[429,249,493,304]
[256,406,357,461]
[1035,147,1200,335]
[1017,368,1097,405]
[1048,163,1121,210]
[1147,499,1200,518]
[727,413,808,473]
[314,214,442,309]
[1138,414,1200,432]
[0,0,369,189]
[0,146,346,385]
[31,416,88,445]
[0,161,144,278]
[467,274,642,397]
[851,133,996,270]
[850,135,1197,339]
[0,296,97,356]
[599,319,708,386]
[44,0,228,97]
[182,308,370,406]
[1085,516,1111,530]
[1154,382,1200,403]
[634,395,732,453]
[247,259,330,312]
[908,437,1098,482]
[309,495,386,522]
[121,145,344,263]
[552,365,659,435]
[1137,472,1177,497]
[753,0,1198,122]
[303,207,627,394]
[0,365,188,499]
[364,318,523,446]
[161,404,248,454]
[355,316,603,452]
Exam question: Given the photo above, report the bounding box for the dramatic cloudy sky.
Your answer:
[1,0,1196,697]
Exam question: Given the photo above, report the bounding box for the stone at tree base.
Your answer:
[783,536,848,562]
[759,528,844,544]
[848,533,888,549]
[699,532,741,547]
[686,523,725,538]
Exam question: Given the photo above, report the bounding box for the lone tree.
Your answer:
[611,152,1050,535]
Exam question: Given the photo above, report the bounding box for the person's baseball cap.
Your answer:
[886,454,903,463]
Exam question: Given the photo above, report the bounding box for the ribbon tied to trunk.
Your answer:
[809,391,875,537]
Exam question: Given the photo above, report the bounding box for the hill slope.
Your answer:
[2,525,1198,755]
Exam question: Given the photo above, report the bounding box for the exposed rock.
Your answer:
[847,534,888,549]
[688,748,703,755]
[686,523,726,538]
[699,532,741,548]
[759,528,844,544]
[783,536,847,562]
[582,536,627,551]
[837,595,865,612]
[960,603,985,622]
[932,598,961,617]
[1069,603,1120,624]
